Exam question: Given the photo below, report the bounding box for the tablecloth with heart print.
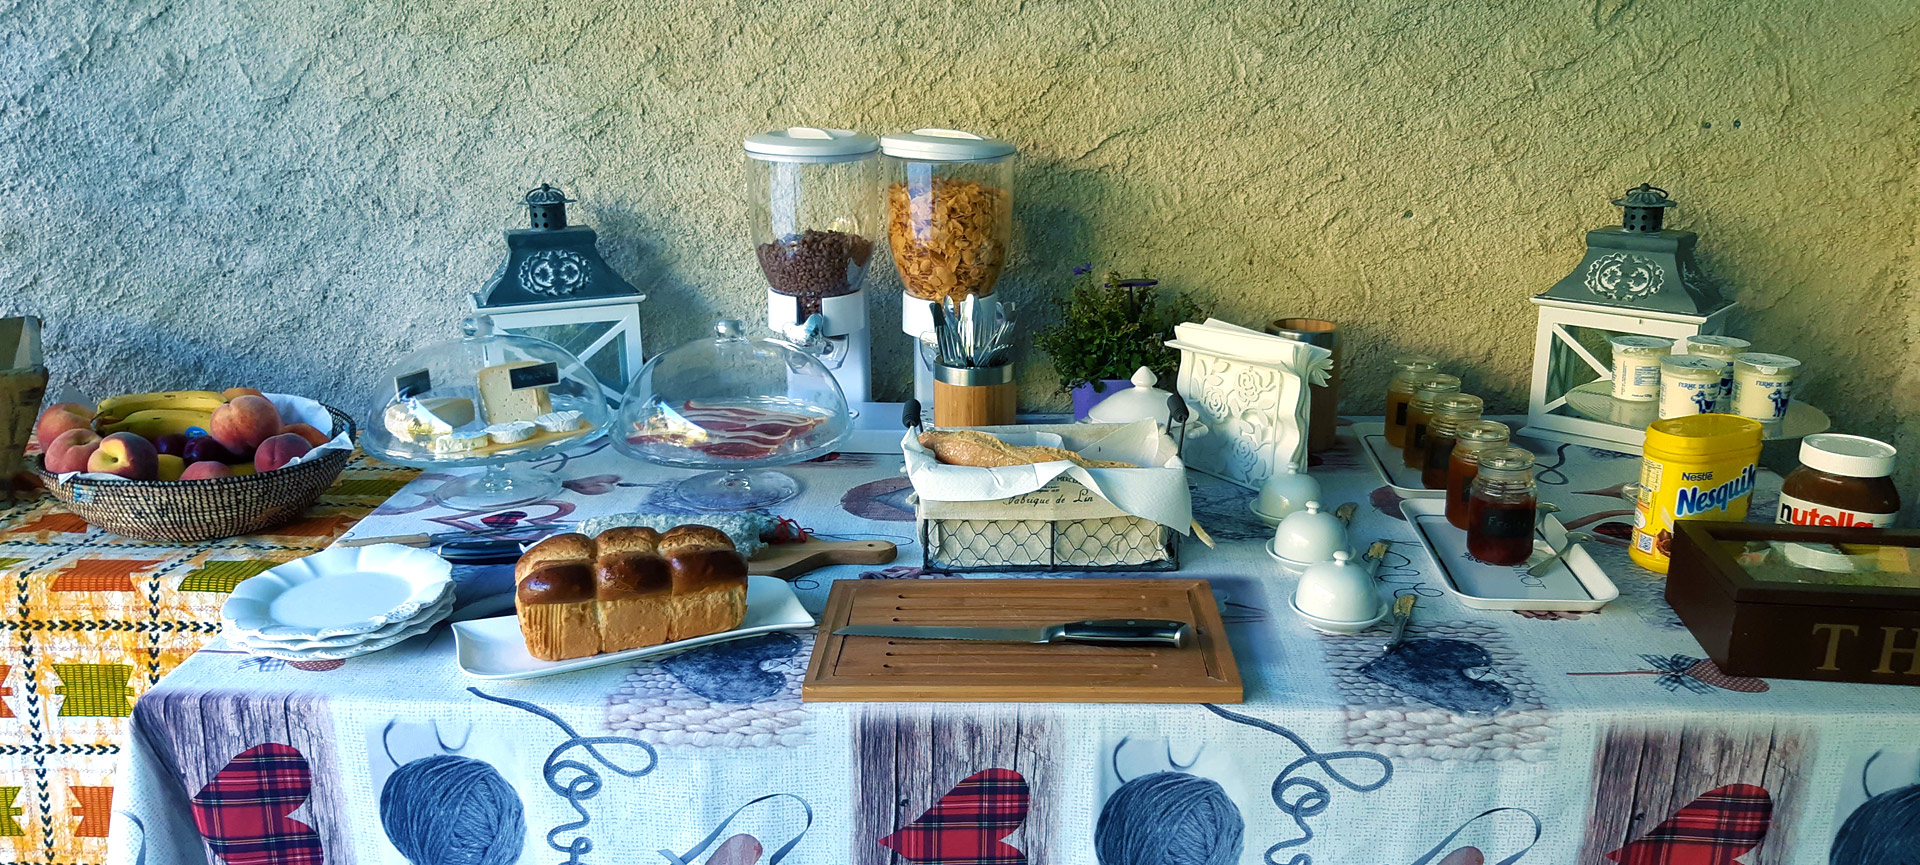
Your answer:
[105,426,1920,865]
[0,450,417,865]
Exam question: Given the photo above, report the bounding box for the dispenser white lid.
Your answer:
[744,127,879,162]
[880,128,1016,162]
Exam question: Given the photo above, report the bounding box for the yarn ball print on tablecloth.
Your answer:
[605,633,811,749]
[378,754,526,865]
[1319,620,1554,763]
[1095,771,1244,865]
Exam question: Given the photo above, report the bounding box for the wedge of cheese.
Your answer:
[477,362,554,425]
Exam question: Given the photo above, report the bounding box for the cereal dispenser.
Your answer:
[745,128,883,412]
[880,129,1016,409]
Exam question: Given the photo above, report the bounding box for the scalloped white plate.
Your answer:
[232,612,447,661]
[225,587,454,650]
[220,544,452,639]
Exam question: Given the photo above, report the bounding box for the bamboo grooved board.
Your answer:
[802,578,1242,703]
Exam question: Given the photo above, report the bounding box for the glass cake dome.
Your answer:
[614,319,851,509]
[364,314,609,509]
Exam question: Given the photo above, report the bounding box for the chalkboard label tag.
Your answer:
[395,369,432,398]
[510,362,560,390]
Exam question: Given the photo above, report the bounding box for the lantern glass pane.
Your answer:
[1546,324,1615,403]
[510,321,616,358]
[583,336,627,394]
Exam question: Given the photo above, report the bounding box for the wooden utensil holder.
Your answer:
[933,363,1015,427]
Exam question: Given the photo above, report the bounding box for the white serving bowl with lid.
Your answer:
[1293,550,1387,628]
[1265,500,1352,574]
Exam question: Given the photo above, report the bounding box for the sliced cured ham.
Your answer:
[628,400,826,460]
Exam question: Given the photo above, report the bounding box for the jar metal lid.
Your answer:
[880,128,1016,162]
[1456,420,1512,443]
[744,127,880,162]
[1391,354,1439,372]
[1411,373,1462,395]
[1477,446,1536,475]
[1799,433,1897,478]
[1660,354,1726,378]
[1433,393,1485,415]
[1609,335,1674,355]
[1733,352,1802,375]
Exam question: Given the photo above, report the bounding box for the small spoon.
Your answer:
[1527,531,1594,577]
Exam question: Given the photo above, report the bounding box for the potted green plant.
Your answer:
[1036,267,1200,419]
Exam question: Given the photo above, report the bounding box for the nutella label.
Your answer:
[1776,492,1894,528]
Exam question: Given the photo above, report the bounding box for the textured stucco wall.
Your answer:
[3,0,1916,505]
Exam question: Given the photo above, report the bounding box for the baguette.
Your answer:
[918,430,1135,469]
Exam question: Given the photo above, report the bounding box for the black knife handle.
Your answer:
[437,538,529,565]
[1055,619,1190,648]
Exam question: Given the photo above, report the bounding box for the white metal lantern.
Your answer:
[471,185,646,404]
[1521,184,1734,454]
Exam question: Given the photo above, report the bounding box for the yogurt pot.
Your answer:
[1658,355,1727,419]
[1729,353,1802,422]
[1682,335,1751,411]
[1608,336,1673,402]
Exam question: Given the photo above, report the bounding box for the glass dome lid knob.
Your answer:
[715,319,745,340]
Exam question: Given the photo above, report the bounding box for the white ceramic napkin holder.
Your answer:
[1165,319,1332,491]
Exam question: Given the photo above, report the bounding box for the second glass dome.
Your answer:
[615,320,851,508]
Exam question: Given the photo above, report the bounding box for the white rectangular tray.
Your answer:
[1353,422,1443,499]
[451,575,815,679]
[1400,498,1620,611]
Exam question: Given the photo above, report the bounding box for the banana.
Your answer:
[96,391,227,419]
[97,408,216,439]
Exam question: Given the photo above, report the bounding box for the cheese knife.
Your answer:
[834,618,1191,647]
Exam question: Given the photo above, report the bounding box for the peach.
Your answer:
[279,422,331,448]
[179,461,234,481]
[155,454,186,481]
[87,432,159,480]
[210,395,281,454]
[222,387,265,400]
[34,403,94,447]
[255,433,313,472]
[44,429,103,474]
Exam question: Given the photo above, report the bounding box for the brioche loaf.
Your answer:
[513,524,748,661]
[917,430,1135,469]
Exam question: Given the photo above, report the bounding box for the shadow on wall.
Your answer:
[586,199,709,367]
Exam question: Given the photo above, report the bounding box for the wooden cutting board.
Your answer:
[803,578,1242,703]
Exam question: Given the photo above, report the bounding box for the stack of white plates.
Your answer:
[220,544,454,661]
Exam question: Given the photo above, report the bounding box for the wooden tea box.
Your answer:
[1666,521,1920,685]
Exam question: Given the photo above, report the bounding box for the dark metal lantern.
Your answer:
[476,184,642,307]
[1539,184,1727,316]
[471,184,647,402]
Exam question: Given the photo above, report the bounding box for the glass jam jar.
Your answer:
[1382,354,1439,448]
[1420,394,1485,489]
[1400,374,1462,470]
[1466,446,1537,566]
[1446,420,1512,529]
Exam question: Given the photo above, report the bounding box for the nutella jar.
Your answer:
[1777,434,1901,528]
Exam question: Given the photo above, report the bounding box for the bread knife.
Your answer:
[834,619,1190,647]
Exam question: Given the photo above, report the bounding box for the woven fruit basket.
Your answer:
[31,405,356,543]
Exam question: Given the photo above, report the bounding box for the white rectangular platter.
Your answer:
[1400,498,1620,611]
[452,575,816,680]
[1353,422,1443,499]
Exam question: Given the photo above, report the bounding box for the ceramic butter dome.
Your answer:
[614,319,851,510]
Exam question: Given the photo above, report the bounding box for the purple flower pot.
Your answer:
[1070,379,1136,420]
